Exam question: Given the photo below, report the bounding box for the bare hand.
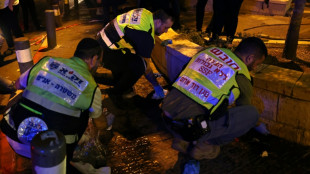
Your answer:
[9,5,13,11]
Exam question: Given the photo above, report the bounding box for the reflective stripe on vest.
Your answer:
[174,75,219,105]
[173,47,251,114]
[26,57,97,111]
[99,19,124,49]
[23,90,81,117]
[99,8,154,53]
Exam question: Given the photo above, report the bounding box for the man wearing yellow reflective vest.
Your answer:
[0,38,109,173]
[96,8,173,108]
[161,37,267,160]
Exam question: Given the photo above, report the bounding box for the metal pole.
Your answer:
[31,130,66,174]
[53,4,63,27]
[14,37,33,74]
[45,10,57,49]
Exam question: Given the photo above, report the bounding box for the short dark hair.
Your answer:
[234,37,267,60]
[153,9,174,23]
[74,38,102,60]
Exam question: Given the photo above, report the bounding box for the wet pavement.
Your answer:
[1,1,310,173]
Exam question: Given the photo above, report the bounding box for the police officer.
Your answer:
[96,8,173,108]
[0,38,108,173]
[161,37,267,160]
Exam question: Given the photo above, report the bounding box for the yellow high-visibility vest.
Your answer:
[173,47,251,115]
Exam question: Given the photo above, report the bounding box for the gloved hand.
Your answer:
[182,160,200,174]
[153,85,165,99]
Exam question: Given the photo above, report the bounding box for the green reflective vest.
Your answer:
[99,8,154,53]
[25,56,97,111]
[173,47,251,115]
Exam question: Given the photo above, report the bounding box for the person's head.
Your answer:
[234,37,268,71]
[74,38,103,75]
[153,9,174,36]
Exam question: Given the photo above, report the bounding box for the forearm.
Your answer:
[144,58,160,87]
[15,69,30,90]
[145,70,160,87]
[93,114,108,130]
[90,88,108,130]
[8,0,14,10]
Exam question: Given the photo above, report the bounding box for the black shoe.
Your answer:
[205,37,218,46]
[204,30,212,38]
[225,36,234,49]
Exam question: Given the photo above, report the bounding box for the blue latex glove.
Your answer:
[153,85,165,98]
[183,160,200,174]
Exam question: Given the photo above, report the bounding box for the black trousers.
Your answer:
[103,48,146,94]
[97,35,146,95]
[196,0,215,33]
[0,7,24,47]
[196,0,208,31]
[19,0,40,30]
[211,0,243,38]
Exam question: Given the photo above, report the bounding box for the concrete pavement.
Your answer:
[1,1,310,173]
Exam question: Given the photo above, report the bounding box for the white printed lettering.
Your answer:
[33,71,81,105]
[176,76,213,103]
[209,48,240,70]
[189,53,236,88]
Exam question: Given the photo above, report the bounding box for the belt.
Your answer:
[162,112,187,128]
[162,111,210,142]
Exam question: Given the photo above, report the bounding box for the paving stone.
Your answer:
[252,87,279,121]
[2,1,310,173]
[252,65,303,96]
[260,118,303,144]
[159,29,203,59]
[293,72,310,101]
[300,130,310,146]
[278,95,310,130]
[153,29,203,82]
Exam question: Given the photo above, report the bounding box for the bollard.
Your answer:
[45,10,57,49]
[14,37,33,74]
[53,4,63,27]
[31,130,66,174]
[64,0,70,19]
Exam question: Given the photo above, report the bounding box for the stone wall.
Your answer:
[151,29,310,146]
[252,65,310,146]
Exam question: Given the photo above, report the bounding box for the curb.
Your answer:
[204,36,310,45]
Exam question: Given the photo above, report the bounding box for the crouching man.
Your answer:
[0,38,109,173]
[161,37,267,161]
